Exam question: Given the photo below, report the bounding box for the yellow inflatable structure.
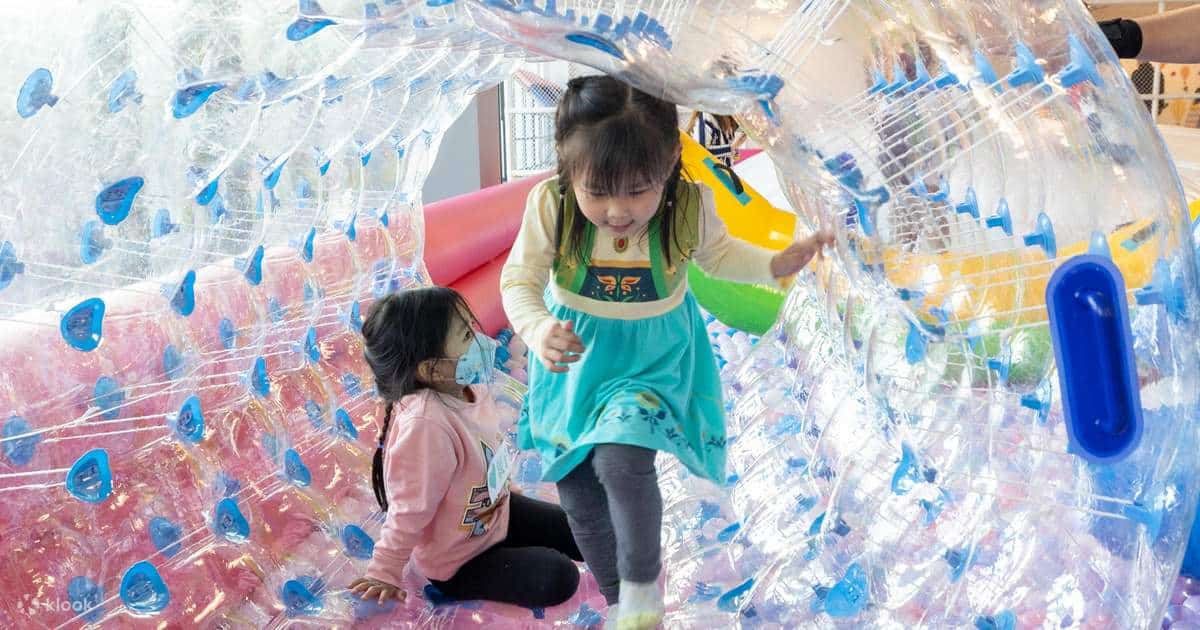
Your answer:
[679,132,793,334]
[681,129,1200,336]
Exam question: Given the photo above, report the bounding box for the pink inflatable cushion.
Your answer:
[423,172,549,286]
[450,251,510,336]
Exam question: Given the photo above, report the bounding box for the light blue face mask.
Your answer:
[454,332,498,385]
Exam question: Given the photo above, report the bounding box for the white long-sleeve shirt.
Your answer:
[500,177,779,351]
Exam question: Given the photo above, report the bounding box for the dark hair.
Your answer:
[361,286,478,511]
[554,75,688,264]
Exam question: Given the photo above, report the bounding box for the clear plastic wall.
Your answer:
[1,1,1197,628]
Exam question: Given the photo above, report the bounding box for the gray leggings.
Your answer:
[555,444,662,605]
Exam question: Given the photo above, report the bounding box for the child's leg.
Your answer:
[429,545,579,608]
[590,444,662,582]
[556,453,621,606]
[590,444,663,629]
[502,493,583,562]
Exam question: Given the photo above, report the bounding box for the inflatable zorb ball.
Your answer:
[0,2,546,627]
[470,0,1200,627]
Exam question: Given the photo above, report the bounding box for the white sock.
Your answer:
[616,580,663,630]
[602,603,619,629]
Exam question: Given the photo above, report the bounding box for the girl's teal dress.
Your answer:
[517,181,727,484]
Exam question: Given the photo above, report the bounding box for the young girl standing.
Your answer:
[500,75,831,630]
[348,287,583,609]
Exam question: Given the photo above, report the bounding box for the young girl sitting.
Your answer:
[500,75,832,630]
[348,287,583,609]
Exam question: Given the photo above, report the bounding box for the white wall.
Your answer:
[422,99,482,203]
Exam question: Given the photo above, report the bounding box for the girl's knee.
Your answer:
[534,552,581,607]
[592,443,657,479]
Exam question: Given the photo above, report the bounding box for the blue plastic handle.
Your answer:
[1046,255,1143,463]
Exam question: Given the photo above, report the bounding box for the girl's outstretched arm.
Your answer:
[691,184,783,286]
[1137,6,1200,64]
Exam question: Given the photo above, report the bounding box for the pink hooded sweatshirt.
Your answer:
[365,385,511,585]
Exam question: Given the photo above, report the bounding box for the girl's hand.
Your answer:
[770,231,835,278]
[539,320,585,373]
[349,577,407,605]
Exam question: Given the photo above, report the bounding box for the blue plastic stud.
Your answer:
[346,301,362,330]
[987,353,1011,383]
[955,189,980,219]
[188,166,220,206]
[95,177,144,226]
[61,297,106,352]
[219,317,237,349]
[68,575,105,622]
[300,227,316,263]
[264,157,288,189]
[985,199,1013,236]
[335,407,358,440]
[1058,33,1105,89]
[119,561,170,615]
[283,449,311,487]
[825,152,864,189]
[342,524,375,560]
[67,448,113,503]
[1007,42,1045,88]
[911,175,948,202]
[891,443,920,495]
[975,610,1017,630]
[2,416,40,466]
[93,376,124,420]
[248,356,269,398]
[0,240,25,291]
[79,220,111,265]
[287,0,336,41]
[172,395,205,443]
[149,516,183,557]
[905,321,928,365]
[1020,387,1051,424]
[172,81,224,119]
[151,209,178,239]
[1047,255,1144,463]
[302,401,324,430]
[107,69,142,114]
[163,345,184,381]
[820,563,869,618]
[852,198,874,236]
[213,497,251,543]
[1022,212,1058,258]
[1088,231,1111,258]
[973,50,1000,91]
[717,579,755,613]
[945,547,973,582]
[302,326,320,363]
[241,245,264,286]
[869,68,888,94]
[1135,259,1187,319]
[341,372,362,397]
[281,576,324,617]
[169,269,196,316]
[17,68,58,118]
[268,297,286,323]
